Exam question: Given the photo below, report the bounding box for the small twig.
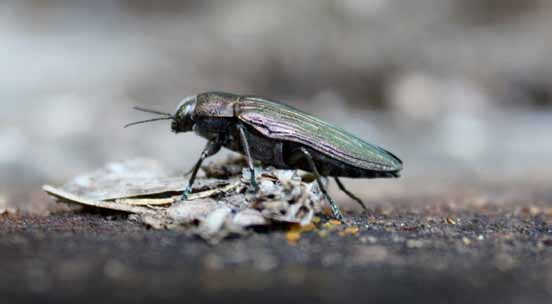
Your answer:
[120,181,242,206]
[116,196,178,206]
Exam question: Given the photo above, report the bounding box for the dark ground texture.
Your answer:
[1,181,552,304]
[3,2,552,303]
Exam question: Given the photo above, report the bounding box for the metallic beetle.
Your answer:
[126,92,403,219]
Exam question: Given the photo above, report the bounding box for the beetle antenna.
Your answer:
[124,117,173,128]
[133,106,173,117]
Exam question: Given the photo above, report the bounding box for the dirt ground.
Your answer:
[1,179,551,304]
[3,2,552,303]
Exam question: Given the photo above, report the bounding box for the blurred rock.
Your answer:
[388,71,495,122]
[352,245,390,265]
[0,195,17,215]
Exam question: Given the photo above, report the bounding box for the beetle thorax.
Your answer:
[171,95,197,133]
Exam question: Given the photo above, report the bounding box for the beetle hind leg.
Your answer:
[334,177,368,211]
[298,147,344,220]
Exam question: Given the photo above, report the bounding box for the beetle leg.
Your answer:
[181,140,221,200]
[299,147,344,220]
[182,167,195,177]
[334,177,367,211]
[237,124,259,191]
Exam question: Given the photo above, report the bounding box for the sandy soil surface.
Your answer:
[2,2,552,303]
[2,179,551,304]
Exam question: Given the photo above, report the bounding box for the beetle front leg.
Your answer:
[237,124,259,191]
[298,147,344,220]
[181,140,221,200]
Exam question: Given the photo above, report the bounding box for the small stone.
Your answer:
[322,208,333,216]
[541,239,552,247]
[353,245,389,264]
[197,207,235,241]
[0,207,17,215]
[301,223,317,232]
[166,199,220,224]
[253,253,278,271]
[406,239,424,248]
[495,253,517,272]
[0,194,17,215]
[462,237,471,246]
[104,259,130,280]
[339,226,360,237]
[233,209,268,226]
[365,236,378,244]
[0,196,17,215]
[322,220,342,231]
[318,230,329,238]
[321,253,342,267]
[501,233,514,241]
[391,235,404,243]
[445,217,457,225]
[522,205,541,216]
[286,227,302,244]
[203,254,224,270]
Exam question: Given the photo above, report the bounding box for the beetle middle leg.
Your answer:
[181,140,221,200]
[298,147,344,220]
[334,177,368,211]
[237,123,259,191]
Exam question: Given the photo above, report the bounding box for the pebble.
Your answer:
[339,226,360,237]
[406,239,424,248]
[353,245,389,264]
[495,253,517,272]
[286,225,303,244]
[445,217,457,225]
[0,196,17,215]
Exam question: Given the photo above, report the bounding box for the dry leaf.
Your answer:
[43,158,325,242]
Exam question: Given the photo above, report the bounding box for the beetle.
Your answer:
[125,91,403,220]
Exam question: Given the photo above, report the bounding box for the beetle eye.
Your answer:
[177,95,197,113]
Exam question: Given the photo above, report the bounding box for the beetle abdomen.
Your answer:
[283,142,400,178]
[236,97,403,174]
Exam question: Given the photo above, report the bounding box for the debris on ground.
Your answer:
[0,195,17,215]
[43,158,324,242]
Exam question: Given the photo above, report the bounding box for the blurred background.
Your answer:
[1,0,552,210]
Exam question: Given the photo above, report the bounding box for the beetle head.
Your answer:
[171,95,197,133]
[124,96,197,131]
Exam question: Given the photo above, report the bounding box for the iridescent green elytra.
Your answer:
[126,92,403,219]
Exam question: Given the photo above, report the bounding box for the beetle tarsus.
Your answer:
[180,189,191,200]
[237,124,259,191]
[181,140,221,201]
[249,175,259,192]
[299,147,344,220]
[334,177,368,211]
